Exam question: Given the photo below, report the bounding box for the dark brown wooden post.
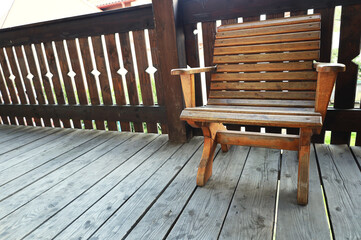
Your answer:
[152,0,189,142]
[332,4,361,144]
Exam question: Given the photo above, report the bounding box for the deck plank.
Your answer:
[83,137,202,240]
[218,147,280,240]
[0,133,152,240]
[0,132,133,221]
[25,134,166,240]
[0,130,109,201]
[276,145,331,240]
[0,128,66,167]
[0,125,39,142]
[124,143,207,240]
[167,146,251,240]
[350,146,361,169]
[315,144,361,240]
[0,125,359,239]
[0,129,101,184]
[0,127,60,155]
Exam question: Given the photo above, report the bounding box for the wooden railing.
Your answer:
[0,0,360,145]
[0,5,170,134]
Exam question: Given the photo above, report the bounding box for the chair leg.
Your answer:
[297,128,312,205]
[221,144,230,152]
[197,137,217,186]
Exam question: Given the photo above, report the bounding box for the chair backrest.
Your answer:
[208,14,321,109]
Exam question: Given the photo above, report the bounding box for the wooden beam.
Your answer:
[323,108,361,132]
[0,4,153,48]
[0,104,166,123]
[181,0,361,24]
[152,0,189,142]
[216,130,299,151]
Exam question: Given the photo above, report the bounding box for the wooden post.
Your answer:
[152,0,189,142]
[332,4,361,144]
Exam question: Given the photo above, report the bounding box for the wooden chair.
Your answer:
[171,14,345,205]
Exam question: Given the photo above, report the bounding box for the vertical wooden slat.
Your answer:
[287,10,307,136]
[221,18,237,25]
[54,41,82,129]
[91,36,118,131]
[153,0,189,142]
[66,39,93,129]
[0,48,22,125]
[14,46,42,126]
[312,7,335,143]
[44,42,71,128]
[5,47,32,125]
[148,29,168,134]
[243,16,261,133]
[220,18,241,132]
[78,37,105,130]
[104,34,130,132]
[118,32,143,132]
[202,21,217,99]
[0,56,11,125]
[34,43,61,127]
[265,13,285,134]
[23,45,52,127]
[133,30,158,133]
[332,4,361,144]
[291,10,308,16]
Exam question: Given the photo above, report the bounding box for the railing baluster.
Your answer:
[133,30,158,133]
[0,48,22,125]
[14,46,42,126]
[118,32,143,132]
[67,39,93,129]
[148,29,168,134]
[54,40,82,129]
[78,37,105,130]
[91,36,118,131]
[23,45,52,127]
[104,34,130,131]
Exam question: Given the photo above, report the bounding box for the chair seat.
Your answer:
[180,105,322,129]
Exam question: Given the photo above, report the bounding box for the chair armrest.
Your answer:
[314,62,345,120]
[314,62,346,73]
[171,66,217,75]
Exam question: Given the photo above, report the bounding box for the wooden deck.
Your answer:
[0,125,360,240]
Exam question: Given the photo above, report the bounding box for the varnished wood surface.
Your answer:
[0,125,359,239]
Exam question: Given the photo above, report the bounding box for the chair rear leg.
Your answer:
[297,128,312,205]
[197,137,217,186]
[220,144,230,152]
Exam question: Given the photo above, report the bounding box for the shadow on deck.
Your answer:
[0,125,360,240]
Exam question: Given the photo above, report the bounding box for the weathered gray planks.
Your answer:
[350,146,361,169]
[0,132,134,221]
[0,133,150,239]
[276,145,331,240]
[0,130,108,201]
[0,127,60,155]
[26,134,167,240]
[125,143,207,239]
[167,146,251,240]
[219,147,280,240]
[0,129,100,184]
[0,126,359,239]
[84,137,203,240]
[315,144,361,240]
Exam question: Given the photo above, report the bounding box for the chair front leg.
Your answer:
[297,128,313,205]
[195,122,228,186]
